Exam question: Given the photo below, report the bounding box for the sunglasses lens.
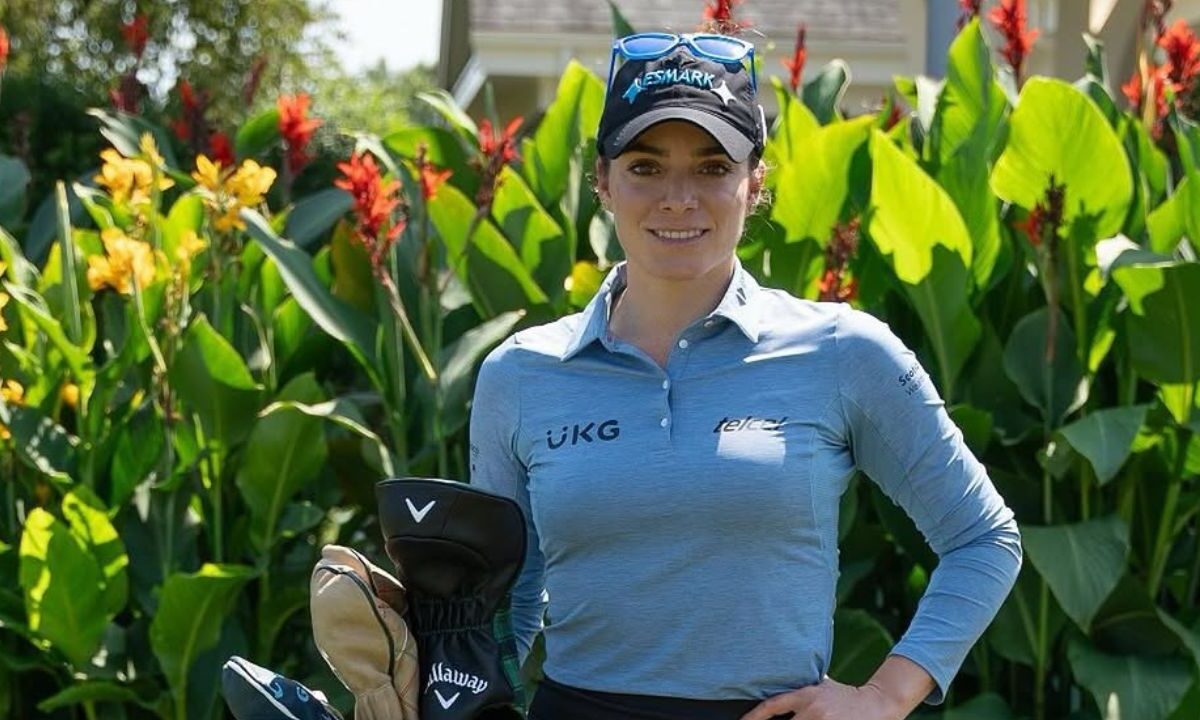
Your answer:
[621,34,677,56]
[691,36,748,60]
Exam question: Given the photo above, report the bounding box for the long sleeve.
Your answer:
[468,341,548,665]
[835,306,1023,705]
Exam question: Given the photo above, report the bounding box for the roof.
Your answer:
[470,0,904,44]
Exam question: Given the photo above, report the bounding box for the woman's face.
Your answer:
[596,120,758,285]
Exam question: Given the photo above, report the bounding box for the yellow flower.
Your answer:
[214,207,244,233]
[60,382,79,409]
[0,378,23,441]
[95,145,173,207]
[226,159,276,207]
[87,228,158,294]
[192,154,225,192]
[176,229,207,264]
[139,133,166,169]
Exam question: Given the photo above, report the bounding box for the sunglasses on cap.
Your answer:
[605,32,759,93]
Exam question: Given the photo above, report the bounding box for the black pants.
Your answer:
[528,675,795,720]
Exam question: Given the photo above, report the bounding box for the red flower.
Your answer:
[209,131,235,167]
[179,79,198,112]
[418,163,452,202]
[818,218,860,303]
[1018,177,1065,248]
[0,25,9,73]
[988,0,1039,83]
[957,0,982,29]
[478,116,523,165]
[334,152,406,272]
[1123,63,1172,136]
[782,24,807,93]
[701,0,750,35]
[278,94,322,175]
[120,14,149,60]
[1158,19,1200,94]
[110,72,143,114]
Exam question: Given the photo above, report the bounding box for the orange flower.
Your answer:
[0,25,9,73]
[989,0,1039,83]
[1123,63,1172,137]
[1158,19,1200,94]
[120,13,149,59]
[278,94,322,174]
[209,131,235,166]
[478,117,523,165]
[415,146,453,201]
[818,218,860,303]
[334,152,406,272]
[782,24,807,93]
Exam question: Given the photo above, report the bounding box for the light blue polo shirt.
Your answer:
[468,260,1022,704]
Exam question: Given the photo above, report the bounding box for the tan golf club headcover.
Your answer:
[311,545,420,720]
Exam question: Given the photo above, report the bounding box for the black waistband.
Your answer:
[528,675,795,720]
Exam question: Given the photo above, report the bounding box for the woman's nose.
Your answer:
[658,174,698,213]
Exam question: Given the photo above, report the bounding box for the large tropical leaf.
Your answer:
[169,316,263,449]
[60,488,128,619]
[1058,405,1150,485]
[150,564,255,719]
[427,183,549,317]
[802,60,851,125]
[1068,635,1193,720]
[1021,515,1128,631]
[284,188,353,249]
[492,166,570,303]
[828,608,893,685]
[1111,261,1200,390]
[867,130,979,398]
[1002,307,1086,426]
[991,78,1132,238]
[521,60,605,209]
[235,373,327,552]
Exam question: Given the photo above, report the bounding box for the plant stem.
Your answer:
[380,273,437,384]
[1149,424,1192,597]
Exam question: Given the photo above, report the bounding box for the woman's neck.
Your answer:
[608,259,736,364]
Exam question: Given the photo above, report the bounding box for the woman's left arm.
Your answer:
[744,307,1023,720]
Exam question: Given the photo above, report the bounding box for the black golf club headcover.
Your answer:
[376,477,527,720]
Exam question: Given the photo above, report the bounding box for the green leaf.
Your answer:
[765,77,820,169]
[1112,261,1200,387]
[0,401,77,485]
[771,116,872,249]
[936,18,1007,163]
[328,218,376,315]
[828,608,893,685]
[943,693,1014,719]
[150,564,255,717]
[4,283,95,389]
[236,373,327,552]
[242,208,381,380]
[867,130,980,398]
[493,166,569,302]
[1002,307,1086,426]
[169,315,263,449]
[0,155,32,227]
[1147,178,1190,254]
[1090,574,1186,657]
[802,60,851,125]
[110,410,165,508]
[1022,515,1129,630]
[86,109,180,169]
[417,89,480,145]
[1158,610,1200,674]
[284,188,353,249]
[258,396,396,478]
[986,563,1066,666]
[61,488,128,619]
[991,77,1132,238]
[428,183,549,317]
[235,108,282,160]
[0,224,38,287]
[521,61,605,208]
[1068,635,1193,720]
[1058,405,1150,485]
[421,310,525,441]
[163,194,205,274]
[567,260,606,308]
[607,0,636,36]
[18,509,107,666]
[37,680,162,714]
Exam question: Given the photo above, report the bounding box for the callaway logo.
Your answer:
[712,415,788,433]
[546,419,620,449]
[427,663,489,706]
[623,68,737,105]
[405,498,436,523]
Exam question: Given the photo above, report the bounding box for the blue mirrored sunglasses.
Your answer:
[605,32,758,93]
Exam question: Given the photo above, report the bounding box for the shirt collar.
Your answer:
[559,259,762,362]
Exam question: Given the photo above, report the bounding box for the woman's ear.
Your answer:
[594,156,611,210]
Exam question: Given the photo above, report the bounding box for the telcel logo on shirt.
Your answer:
[712,416,788,433]
[546,420,621,449]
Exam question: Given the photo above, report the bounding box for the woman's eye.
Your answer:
[701,162,733,176]
[627,161,658,175]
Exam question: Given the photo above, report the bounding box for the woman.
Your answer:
[469,33,1022,720]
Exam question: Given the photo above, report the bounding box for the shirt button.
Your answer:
[660,417,669,428]
[678,339,689,349]
[661,379,670,390]
[704,320,715,328]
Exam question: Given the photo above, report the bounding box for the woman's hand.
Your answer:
[738,675,902,720]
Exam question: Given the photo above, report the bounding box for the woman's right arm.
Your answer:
[468,343,548,665]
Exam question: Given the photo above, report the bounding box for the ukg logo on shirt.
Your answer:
[546,419,621,449]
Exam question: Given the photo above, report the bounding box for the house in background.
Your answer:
[438,0,1200,122]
